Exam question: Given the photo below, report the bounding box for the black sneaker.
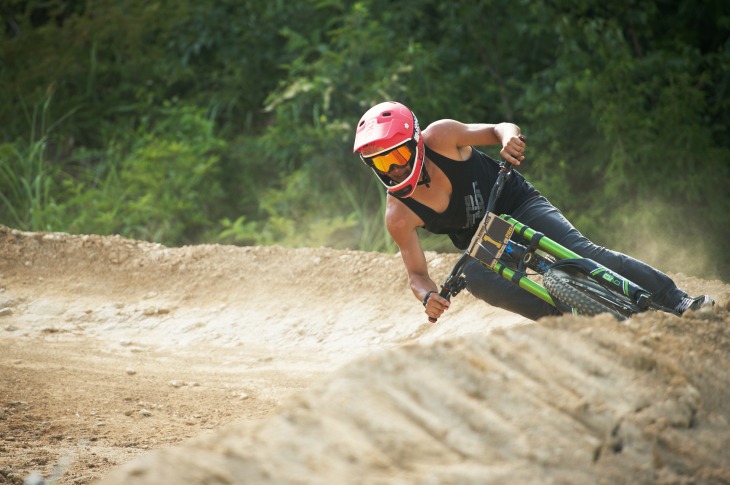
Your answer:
[675,295,715,315]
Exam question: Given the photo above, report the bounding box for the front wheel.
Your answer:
[543,269,638,320]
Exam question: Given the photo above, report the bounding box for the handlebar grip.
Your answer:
[427,288,452,323]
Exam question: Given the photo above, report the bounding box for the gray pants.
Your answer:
[463,195,687,320]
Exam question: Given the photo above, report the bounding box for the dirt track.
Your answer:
[0,225,729,484]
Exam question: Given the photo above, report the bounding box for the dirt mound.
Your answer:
[0,226,728,484]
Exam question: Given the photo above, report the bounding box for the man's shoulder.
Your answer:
[385,195,423,229]
[423,120,470,161]
[423,119,459,140]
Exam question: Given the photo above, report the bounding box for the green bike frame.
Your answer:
[481,215,647,309]
[495,216,579,306]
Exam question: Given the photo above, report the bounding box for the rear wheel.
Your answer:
[543,269,638,320]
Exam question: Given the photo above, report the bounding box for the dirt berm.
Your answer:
[0,225,729,484]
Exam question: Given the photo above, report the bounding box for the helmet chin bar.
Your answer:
[383,162,430,198]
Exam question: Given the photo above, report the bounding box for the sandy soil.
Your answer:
[0,225,728,484]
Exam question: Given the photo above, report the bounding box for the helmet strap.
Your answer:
[417,163,431,188]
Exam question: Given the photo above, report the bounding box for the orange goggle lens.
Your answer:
[363,144,413,173]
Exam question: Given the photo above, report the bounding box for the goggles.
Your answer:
[359,142,414,174]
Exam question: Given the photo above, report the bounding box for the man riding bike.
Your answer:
[353,101,714,321]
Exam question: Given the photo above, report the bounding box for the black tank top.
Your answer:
[394,145,539,249]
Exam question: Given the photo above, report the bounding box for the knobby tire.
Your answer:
[543,269,634,321]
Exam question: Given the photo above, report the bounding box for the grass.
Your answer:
[0,90,78,231]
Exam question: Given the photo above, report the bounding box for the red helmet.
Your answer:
[353,101,424,198]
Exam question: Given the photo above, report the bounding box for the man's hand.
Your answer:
[424,291,450,322]
[500,135,526,165]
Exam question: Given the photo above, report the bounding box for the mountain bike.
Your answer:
[429,140,680,323]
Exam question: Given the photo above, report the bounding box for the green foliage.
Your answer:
[517,0,730,277]
[0,88,78,231]
[0,139,56,230]
[61,104,226,245]
[1,0,728,279]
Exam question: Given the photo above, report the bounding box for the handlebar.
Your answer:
[426,135,526,323]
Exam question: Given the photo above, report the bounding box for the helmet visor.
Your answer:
[359,143,414,174]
